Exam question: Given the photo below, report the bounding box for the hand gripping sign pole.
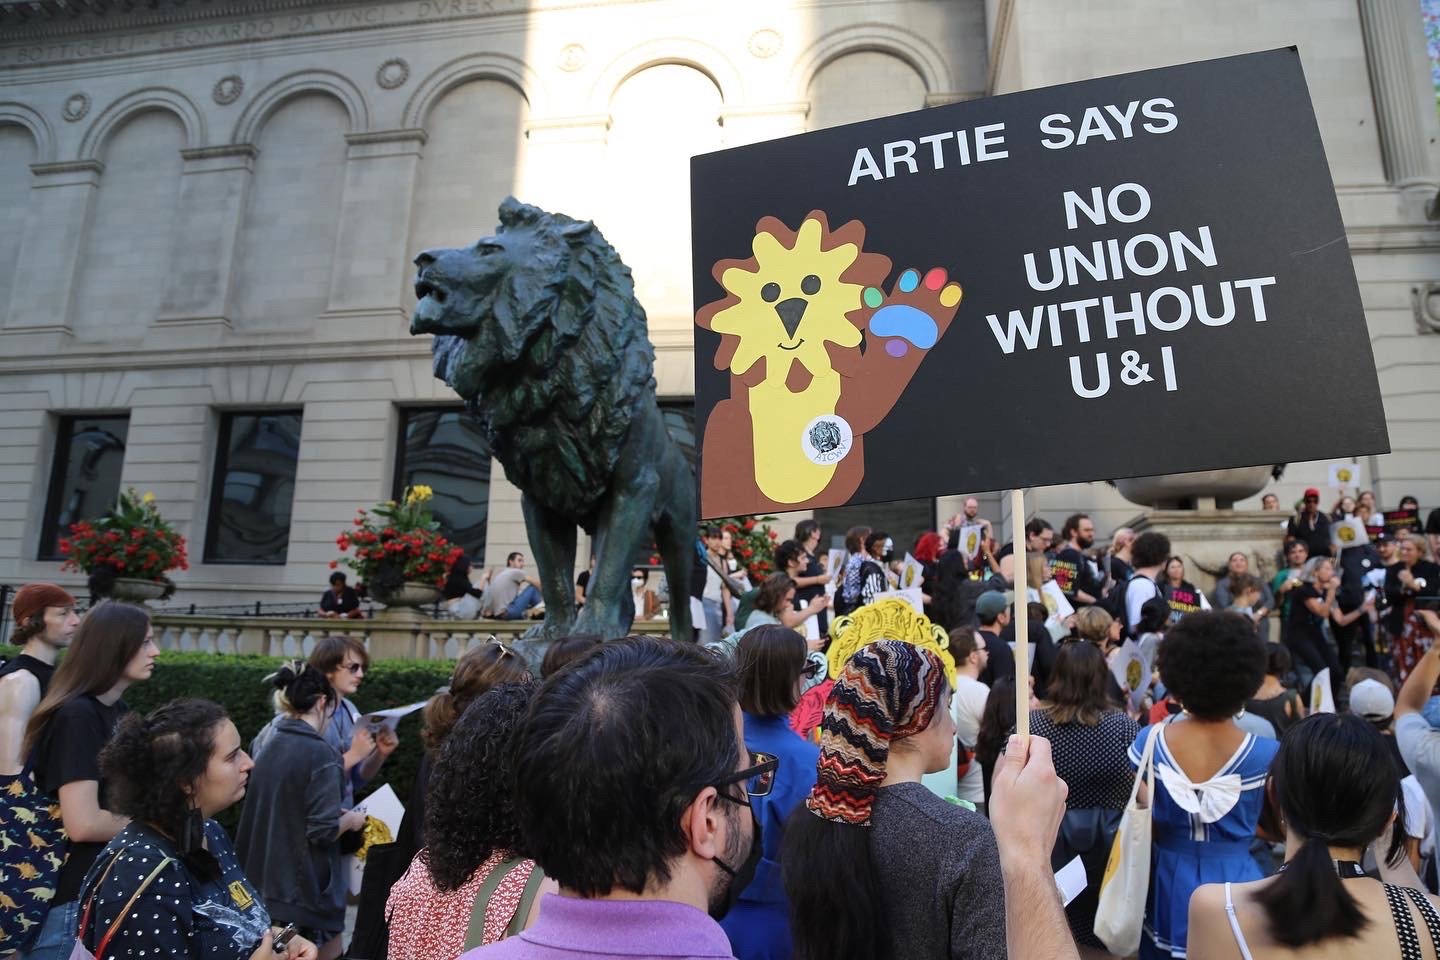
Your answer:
[1011,488,1030,738]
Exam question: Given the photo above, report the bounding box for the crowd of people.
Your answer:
[2,489,1440,959]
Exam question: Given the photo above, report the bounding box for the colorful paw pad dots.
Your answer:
[865,268,963,357]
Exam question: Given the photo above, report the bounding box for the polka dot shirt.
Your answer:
[78,820,270,960]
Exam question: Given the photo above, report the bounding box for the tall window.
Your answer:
[393,407,492,560]
[39,415,130,560]
[205,411,302,564]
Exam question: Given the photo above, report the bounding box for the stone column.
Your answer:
[1358,0,1440,192]
[155,144,257,334]
[321,129,427,338]
[2,160,102,350]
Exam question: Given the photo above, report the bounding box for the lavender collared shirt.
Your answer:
[459,894,737,960]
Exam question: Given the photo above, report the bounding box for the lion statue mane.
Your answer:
[410,197,695,656]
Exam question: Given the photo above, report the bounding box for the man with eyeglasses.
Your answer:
[465,636,761,959]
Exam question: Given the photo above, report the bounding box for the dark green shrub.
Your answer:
[0,645,455,834]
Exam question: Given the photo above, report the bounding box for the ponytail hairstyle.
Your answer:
[266,660,335,717]
[422,640,531,751]
[24,601,151,758]
[1254,713,1405,946]
[100,698,229,869]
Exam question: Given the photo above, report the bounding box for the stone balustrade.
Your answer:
[150,612,673,660]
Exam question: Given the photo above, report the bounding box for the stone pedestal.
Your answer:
[1128,509,1289,595]
[367,605,427,660]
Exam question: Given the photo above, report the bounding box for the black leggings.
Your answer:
[1287,630,1343,700]
[1333,616,1378,671]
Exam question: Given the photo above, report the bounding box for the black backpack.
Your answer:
[1108,573,1156,637]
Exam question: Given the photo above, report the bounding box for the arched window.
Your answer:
[71,110,184,339]
[807,51,927,131]
[0,124,36,315]
[232,93,348,330]
[603,64,724,330]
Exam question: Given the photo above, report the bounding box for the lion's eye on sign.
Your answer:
[761,282,781,303]
[801,274,822,295]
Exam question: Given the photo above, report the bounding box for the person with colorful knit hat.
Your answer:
[782,639,1073,960]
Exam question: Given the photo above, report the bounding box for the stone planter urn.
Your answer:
[1115,466,1274,510]
[372,582,443,608]
[105,577,168,603]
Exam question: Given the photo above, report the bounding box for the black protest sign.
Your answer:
[691,48,1388,519]
[1166,587,1203,619]
[1385,509,1421,536]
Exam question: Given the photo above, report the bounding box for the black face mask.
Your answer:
[710,802,762,920]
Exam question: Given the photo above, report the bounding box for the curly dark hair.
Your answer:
[1157,611,1267,720]
[755,573,795,617]
[100,698,228,848]
[423,680,538,891]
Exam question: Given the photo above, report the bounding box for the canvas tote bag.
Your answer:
[1093,724,1157,955]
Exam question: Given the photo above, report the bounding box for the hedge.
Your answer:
[0,645,454,834]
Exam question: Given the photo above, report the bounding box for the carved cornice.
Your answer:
[344,128,427,145]
[181,143,259,161]
[30,159,104,176]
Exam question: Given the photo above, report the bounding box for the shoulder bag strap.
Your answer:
[1402,887,1440,953]
[74,846,132,942]
[92,856,175,960]
[1385,883,1425,960]
[504,864,546,940]
[1124,726,1159,812]
[463,857,522,951]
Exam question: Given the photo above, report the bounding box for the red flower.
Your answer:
[744,518,755,531]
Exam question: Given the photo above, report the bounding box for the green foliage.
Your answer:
[709,515,782,583]
[0,645,454,834]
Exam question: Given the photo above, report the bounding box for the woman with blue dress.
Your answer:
[719,625,821,960]
[1128,610,1277,960]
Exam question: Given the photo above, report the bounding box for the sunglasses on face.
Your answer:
[713,751,779,803]
[342,662,364,675]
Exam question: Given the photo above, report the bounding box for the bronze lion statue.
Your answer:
[410,197,695,655]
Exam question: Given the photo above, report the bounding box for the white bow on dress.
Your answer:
[1155,763,1242,823]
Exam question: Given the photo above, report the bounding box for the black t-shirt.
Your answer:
[0,653,56,697]
[1285,584,1326,651]
[35,694,128,905]
[1427,508,1440,536]
[999,620,1056,698]
[319,586,359,614]
[577,569,591,601]
[795,550,826,606]
[977,627,1016,689]
[1051,546,1103,605]
[1287,512,1333,559]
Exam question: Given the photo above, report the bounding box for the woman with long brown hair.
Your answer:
[1030,640,1138,957]
[19,601,158,960]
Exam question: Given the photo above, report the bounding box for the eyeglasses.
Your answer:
[802,659,826,680]
[713,752,779,804]
[342,662,365,675]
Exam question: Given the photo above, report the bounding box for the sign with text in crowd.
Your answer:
[1385,509,1422,537]
[691,48,1388,518]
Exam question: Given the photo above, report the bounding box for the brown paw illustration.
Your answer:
[862,267,963,357]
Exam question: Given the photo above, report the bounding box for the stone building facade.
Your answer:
[0,0,1435,606]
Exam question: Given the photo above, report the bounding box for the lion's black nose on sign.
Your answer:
[775,297,808,339]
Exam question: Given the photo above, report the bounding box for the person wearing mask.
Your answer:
[0,583,79,776]
[781,641,1006,960]
[1245,644,1306,740]
[1031,640,1138,954]
[318,571,363,619]
[1131,612,1277,960]
[1052,514,1104,607]
[833,525,872,616]
[351,640,534,960]
[1284,557,1349,702]
[790,521,832,637]
[18,601,158,960]
[1212,553,1274,644]
[75,699,318,960]
[974,591,1017,688]
[236,663,363,960]
[720,626,820,960]
[1188,714,1440,959]
[1387,532,1440,683]
[1287,488,1334,560]
[1123,531,1172,637]
[386,682,556,956]
[629,568,661,623]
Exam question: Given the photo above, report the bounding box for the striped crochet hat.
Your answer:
[805,640,947,827]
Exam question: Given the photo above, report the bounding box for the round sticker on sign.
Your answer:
[802,414,854,466]
[1337,467,1353,483]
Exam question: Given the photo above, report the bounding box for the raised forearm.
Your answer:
[1000,851,1079,960]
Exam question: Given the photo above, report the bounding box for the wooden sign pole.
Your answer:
[1012,488,1030,738]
